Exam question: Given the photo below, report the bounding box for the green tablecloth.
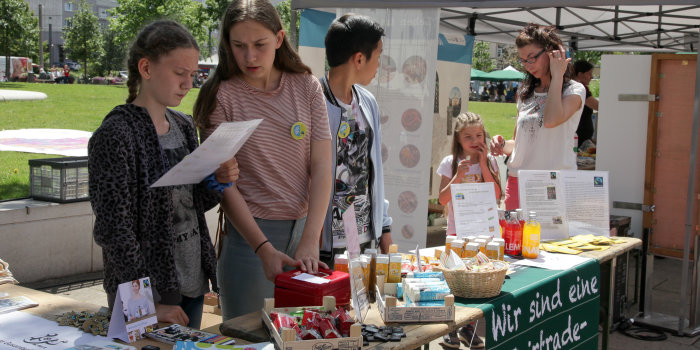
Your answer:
[457,258,600,349]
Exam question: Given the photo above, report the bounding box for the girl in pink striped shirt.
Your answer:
[193,0,332,320]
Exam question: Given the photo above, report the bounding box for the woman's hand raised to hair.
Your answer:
[548,44,571,80]
[215,157,239,184]
[490,135,506,156]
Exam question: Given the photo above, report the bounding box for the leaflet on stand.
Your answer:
[449,182,500,239]
[517,170,610,241]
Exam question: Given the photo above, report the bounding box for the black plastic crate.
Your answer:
[28,156,89,203]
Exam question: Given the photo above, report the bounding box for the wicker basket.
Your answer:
[434,261,508,299]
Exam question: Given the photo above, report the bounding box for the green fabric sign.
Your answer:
[458,259,600,350]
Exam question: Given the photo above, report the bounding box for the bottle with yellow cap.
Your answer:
[522,211,541,259]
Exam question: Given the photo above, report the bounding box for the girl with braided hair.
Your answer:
[89,19,238,328]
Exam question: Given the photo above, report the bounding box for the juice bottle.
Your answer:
[522,211,541,259]
[492,238,505,260]
[504,211,522,256]
[516,208,525,228]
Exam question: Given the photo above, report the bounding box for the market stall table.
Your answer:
[219,237,641,350]
[0,283,244,349]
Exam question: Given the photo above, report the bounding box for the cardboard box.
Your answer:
[376,277,455,323]
[262,296,362,350]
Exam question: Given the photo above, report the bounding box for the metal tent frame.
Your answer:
[292,0,700,336]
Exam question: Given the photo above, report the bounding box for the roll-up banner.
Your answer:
[431,33,475,198]
[299,8,440,251]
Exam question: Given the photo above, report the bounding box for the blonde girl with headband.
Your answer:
[193,0,332,320]
[89,20,239,328]
[489,23,585,210]
[437,112,502,237]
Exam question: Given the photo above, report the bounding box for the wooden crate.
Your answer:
[376,279,455,323]
[262,296,363,350]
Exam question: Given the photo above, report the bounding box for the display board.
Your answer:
[646,55,699,258]
[596,55,651,238]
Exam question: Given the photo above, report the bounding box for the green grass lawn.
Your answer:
[467,100,518,139]
[0,82,516,201]
[0,82,198,200]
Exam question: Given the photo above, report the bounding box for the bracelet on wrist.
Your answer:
[254,240,269,254]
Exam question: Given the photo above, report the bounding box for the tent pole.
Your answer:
[681,32,700,336]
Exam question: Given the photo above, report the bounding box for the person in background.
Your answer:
[572,60,599,147]
[488,81,496,101]
[497,81,506,102]
[89,20,239,328]
[193,0,332,321]
[489,23,585,210]
[319,14,393,265]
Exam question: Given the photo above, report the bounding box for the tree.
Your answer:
[275,0,299,47]
[63,0,104,81]
[495,44,521,70]
[0,0,39,80]
[572,51,603,67]
[109,0,213,58]
[94,26,127,77]
[472,41,494,72]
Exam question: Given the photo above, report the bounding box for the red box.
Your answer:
[274,268,350,307]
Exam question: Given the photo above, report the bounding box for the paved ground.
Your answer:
[24,255,700,349]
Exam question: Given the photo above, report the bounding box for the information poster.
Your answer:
[518,170,610,240]
[342,7,440,252]
[450,182,500,239]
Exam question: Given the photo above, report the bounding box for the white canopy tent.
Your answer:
[292,1,699,52]
[292,0,700,337]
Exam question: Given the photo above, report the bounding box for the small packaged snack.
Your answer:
[330,308,354,337]
[271,312,302,338]
[319,318,342,338]
[300,328,323,340]
[301,310,321,331]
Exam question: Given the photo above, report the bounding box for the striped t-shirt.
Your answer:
[200,72,331,220]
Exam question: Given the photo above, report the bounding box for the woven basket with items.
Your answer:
[434,251,508,298]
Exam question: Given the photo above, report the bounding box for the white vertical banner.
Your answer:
[299,8,440,252]
[340,8,440,252]
[431,33,474,198]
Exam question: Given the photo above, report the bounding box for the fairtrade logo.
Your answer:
[23,334,68,347]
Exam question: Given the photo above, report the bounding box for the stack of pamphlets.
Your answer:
[146,324,236,345]
[0,296,38,314]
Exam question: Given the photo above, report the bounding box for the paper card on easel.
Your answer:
[108,277,159,343]
[347,258,369,323]
[343,207,361,259]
